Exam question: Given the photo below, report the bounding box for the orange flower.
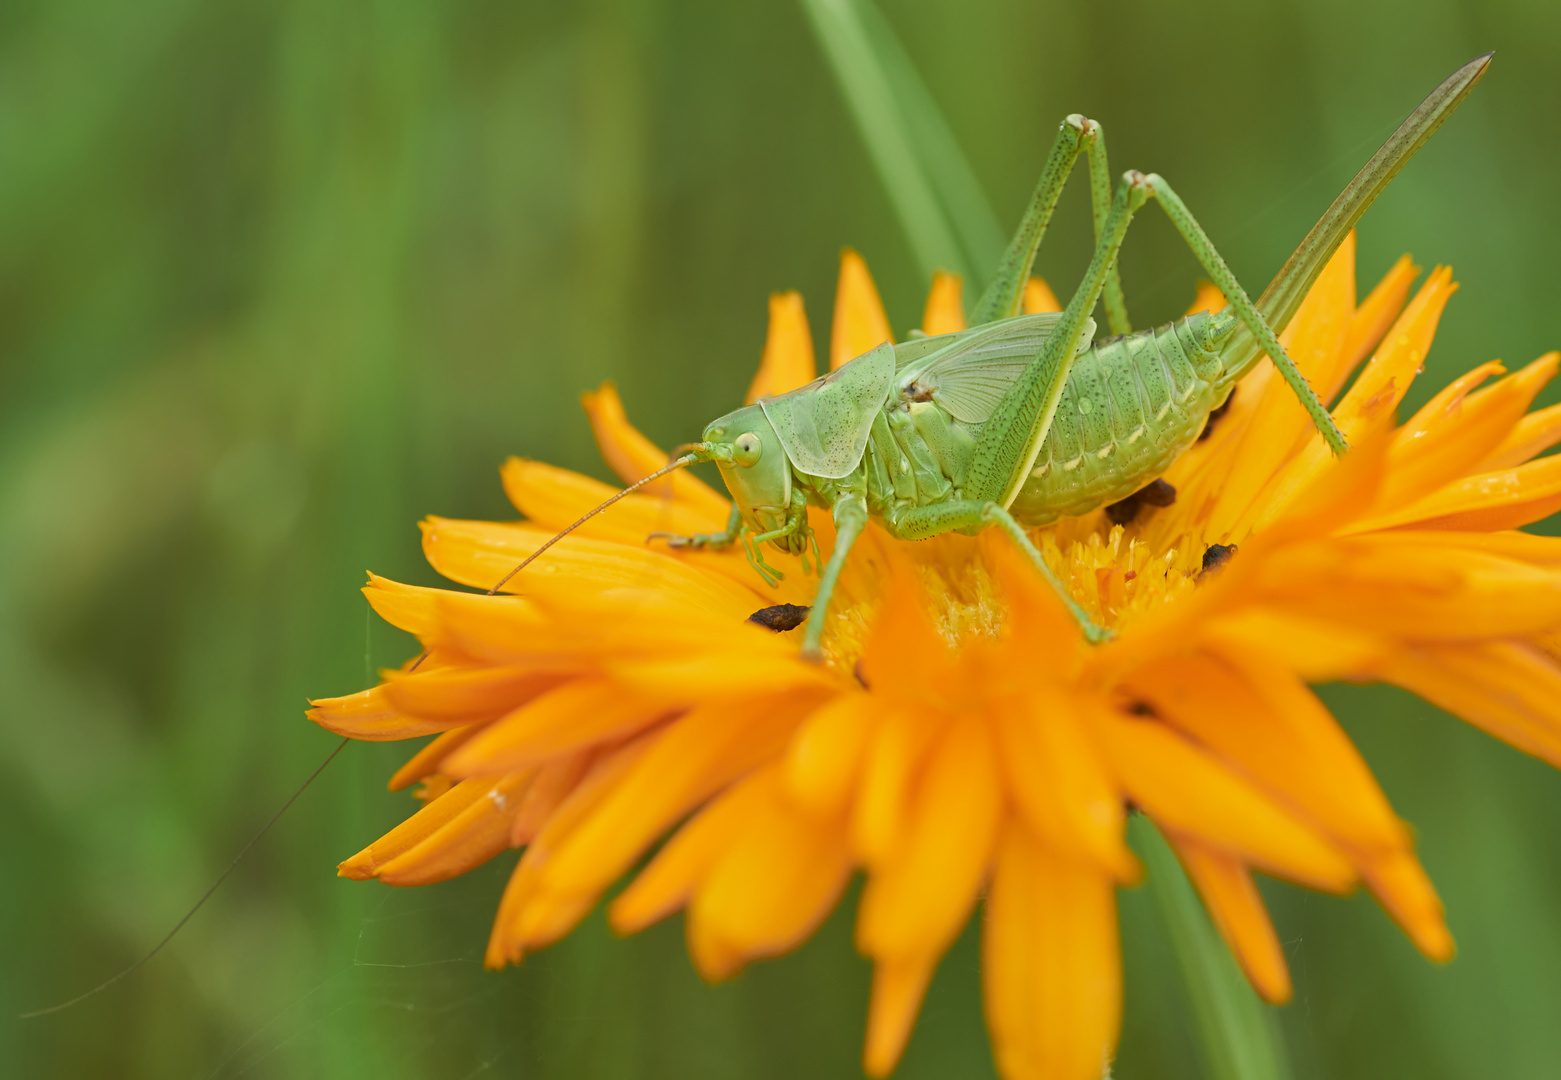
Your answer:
[310,238,1561,1080]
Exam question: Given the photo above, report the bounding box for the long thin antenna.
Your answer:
[20,736,352,1019]
[485,452,700,597]
[404,451,700,674]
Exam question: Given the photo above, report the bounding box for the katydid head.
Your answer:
[698,404,795,540]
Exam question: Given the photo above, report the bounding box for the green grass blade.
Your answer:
[800,0,1002,289]
[847,0,1005,282]
[1130,815,1294,1080]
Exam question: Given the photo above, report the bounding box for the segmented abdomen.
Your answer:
[1007,316,1224,526]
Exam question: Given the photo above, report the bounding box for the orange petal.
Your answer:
[1537,628,1561,665]
[1172,839,1292,1004]
[1290,230,1358,403]
[380,663,569,721]
[1330,253,1418,402]
[1376,640,1561,769]
[983,823,1120,1080]
[504,463,812,605]
[1244,417,1393,538]
[1251,538,1561,640]
[374,771,532,886]
[1339,527,1561,567]
[1022,277,1062,314]
[579,382,729,516]
[1116,649,1406,859]
[851,705,942,866]
[1184,279,1228,317]
[1102,434,1391,685]
[420,516,759,621]
[342,772,530,886]
[991,531,1090,672]
[863,953,938,1078]
[420,585,763,670]
[1333,266,1458,439]
[389,726,484,791]
[746,290,818,402]
[1202,240,1356,539]
[485,731,662,966]
[510,751,594,846]
[308,684,469,741]
[686,771,853,979]
[856,718,1003,961]
[339,775,509,880]
[601,651,838,704]
[1346,452,1561,533]
[1096,710,1355,891]
[1199,608,1388,682]
[501,457,727,539]
[830,248,893,370]
[1251,269,1458,530]
[991,685,1133,879]
[362,573,443,641]
[531,689,824,905]
[1370,360,1509,508]
[920,271,966,335]
[609,768,778,934]
[784,692,876,819]
[1149,251,1411,546]
[1360,848,1454,961]
[857,565,965,711]
[1372,353,1557,513]
[443,678,672,776]
[1477,396,1561,472]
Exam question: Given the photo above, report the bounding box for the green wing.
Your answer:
[895,312,1096,424]
[759,341,895,479]
[891,330,962,369]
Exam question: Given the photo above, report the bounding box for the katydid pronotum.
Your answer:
[505,54,1490,660]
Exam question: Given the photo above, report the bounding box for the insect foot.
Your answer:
[1105,478,1177,526]
[747,604,811,632]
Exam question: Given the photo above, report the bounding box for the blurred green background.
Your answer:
[4,0,1559,1076]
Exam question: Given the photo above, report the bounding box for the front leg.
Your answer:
[884,500,1111,644]
[648,504,742,551]
[799,494,868,662]
[744,493,812,587]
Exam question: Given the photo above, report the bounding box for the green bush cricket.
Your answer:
[502,55,1490,661]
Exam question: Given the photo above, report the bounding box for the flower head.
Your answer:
[310,236,1561,1079]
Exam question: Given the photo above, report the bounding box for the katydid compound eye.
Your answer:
[733,431,763,467]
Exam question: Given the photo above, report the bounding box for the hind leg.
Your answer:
[970,115,1130,334]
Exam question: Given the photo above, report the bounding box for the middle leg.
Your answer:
[884,499,1111,643]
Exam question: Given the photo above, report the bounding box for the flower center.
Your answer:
[813,521,1200,672]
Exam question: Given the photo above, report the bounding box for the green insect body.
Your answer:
[529,56,1492,661]
[902,311,1243,526]
[715,308,1237,537]
[701,305,1244,643]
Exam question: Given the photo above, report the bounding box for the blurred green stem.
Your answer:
[799,0,1004,290]
[1130,815,1294,1080]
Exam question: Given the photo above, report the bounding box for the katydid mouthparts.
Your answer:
[502,53,1491,661]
